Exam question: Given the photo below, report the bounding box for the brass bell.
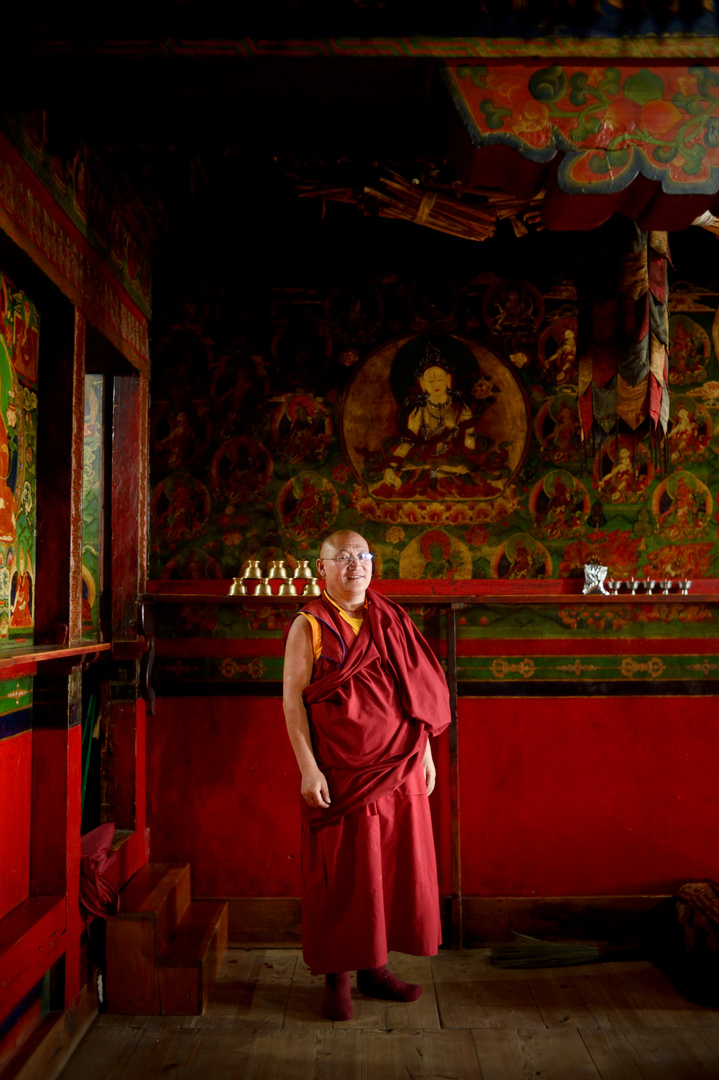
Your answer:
[293,559,314,579]
[303,578,321,597]
[268,560,288,579]
[254,578,273,597]
[241,559,262,579]
[278,580,297,597]
[228,578,247,596]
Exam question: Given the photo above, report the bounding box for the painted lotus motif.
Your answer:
[448,63,719,191]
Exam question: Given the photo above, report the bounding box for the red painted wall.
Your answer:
[146,697,451,898]
[147,694,719,902]
[147,698,302,896]
[459,695,719,896]
[0,732,32,920]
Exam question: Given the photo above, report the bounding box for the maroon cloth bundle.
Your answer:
[80,823,120,919]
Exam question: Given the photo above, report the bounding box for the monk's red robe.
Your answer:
[290,588,451,974]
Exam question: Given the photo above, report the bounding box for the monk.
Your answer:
[283,529,451,1021]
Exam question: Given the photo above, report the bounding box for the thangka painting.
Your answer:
[0,272,38,644]
[341,333,530,526]
[82,374,104,641]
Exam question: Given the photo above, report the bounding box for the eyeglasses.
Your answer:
[321,553,374,564]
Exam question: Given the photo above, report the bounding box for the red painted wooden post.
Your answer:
[69,312,86,646]
[30,676,83,1006]
[448,602,462,948]
[111,375,149,638]
[30,300,87,1009]
[104,373,149,836]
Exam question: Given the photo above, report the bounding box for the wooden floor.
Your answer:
[58,948,719,1079]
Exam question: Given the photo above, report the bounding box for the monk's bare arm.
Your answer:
[283,616,331,809]
[422,740,436,797]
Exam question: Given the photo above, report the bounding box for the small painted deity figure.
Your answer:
[10,547,33,628]
[667,404,702,462]
[378,344,504,499]
[549,327,576,384]
[598,446,634,501]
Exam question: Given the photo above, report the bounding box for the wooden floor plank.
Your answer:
[146,1028,199,1071]
[92,1013,151,1030]
[312,1030,364,1079]
[472,1027,602,1080]
[603,961,719,1029]
[181,948,258,1028]
[431,948,528,984]
[436,977,545,1030]
[282,959,334,1029]
[620,1027,719,1080]
[114,1024,189,1079]
[214,948,262,987]
[54,948,719,1080]
[167,1027,254,1079]
[580,1028,655,1080]
[242,949,298,1031]
[570,968,648,1029]
[53,1025,147,1080]
[526,971,600,1029]
[242,1029,363,1080]
[362,1030,480,1080]
[241,1029,315,1080]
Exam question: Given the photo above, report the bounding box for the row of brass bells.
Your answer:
[239,557,316,578]
[250,577,322,597]
[229,555,321,596]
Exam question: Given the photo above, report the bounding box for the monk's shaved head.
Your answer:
[319,530,369,559]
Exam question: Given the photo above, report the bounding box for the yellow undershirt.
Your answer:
[300,592,365,661]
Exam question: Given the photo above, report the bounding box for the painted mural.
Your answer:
[148,262,719,637]
[0,272,38,646]
[82,375,104,642]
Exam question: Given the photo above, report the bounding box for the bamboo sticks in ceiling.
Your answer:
[295,171,543,242]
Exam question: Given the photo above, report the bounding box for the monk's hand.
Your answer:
[422,744,436,797]
[301,767,331,809]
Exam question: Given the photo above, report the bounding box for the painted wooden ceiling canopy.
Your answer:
[444,61,719,230]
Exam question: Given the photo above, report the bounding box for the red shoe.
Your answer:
[357,965,422,1002]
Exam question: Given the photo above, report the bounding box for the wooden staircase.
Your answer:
[105,862,227,1015]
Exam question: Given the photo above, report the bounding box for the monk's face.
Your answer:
[317,531,372,608]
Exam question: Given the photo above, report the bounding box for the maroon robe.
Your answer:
[290,588,451,974]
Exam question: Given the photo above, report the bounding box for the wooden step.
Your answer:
[158,901,228,1015]
[105,863,191,1014]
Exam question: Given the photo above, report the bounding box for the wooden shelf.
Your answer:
[0,641,111,671]
[140,590,719,607]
